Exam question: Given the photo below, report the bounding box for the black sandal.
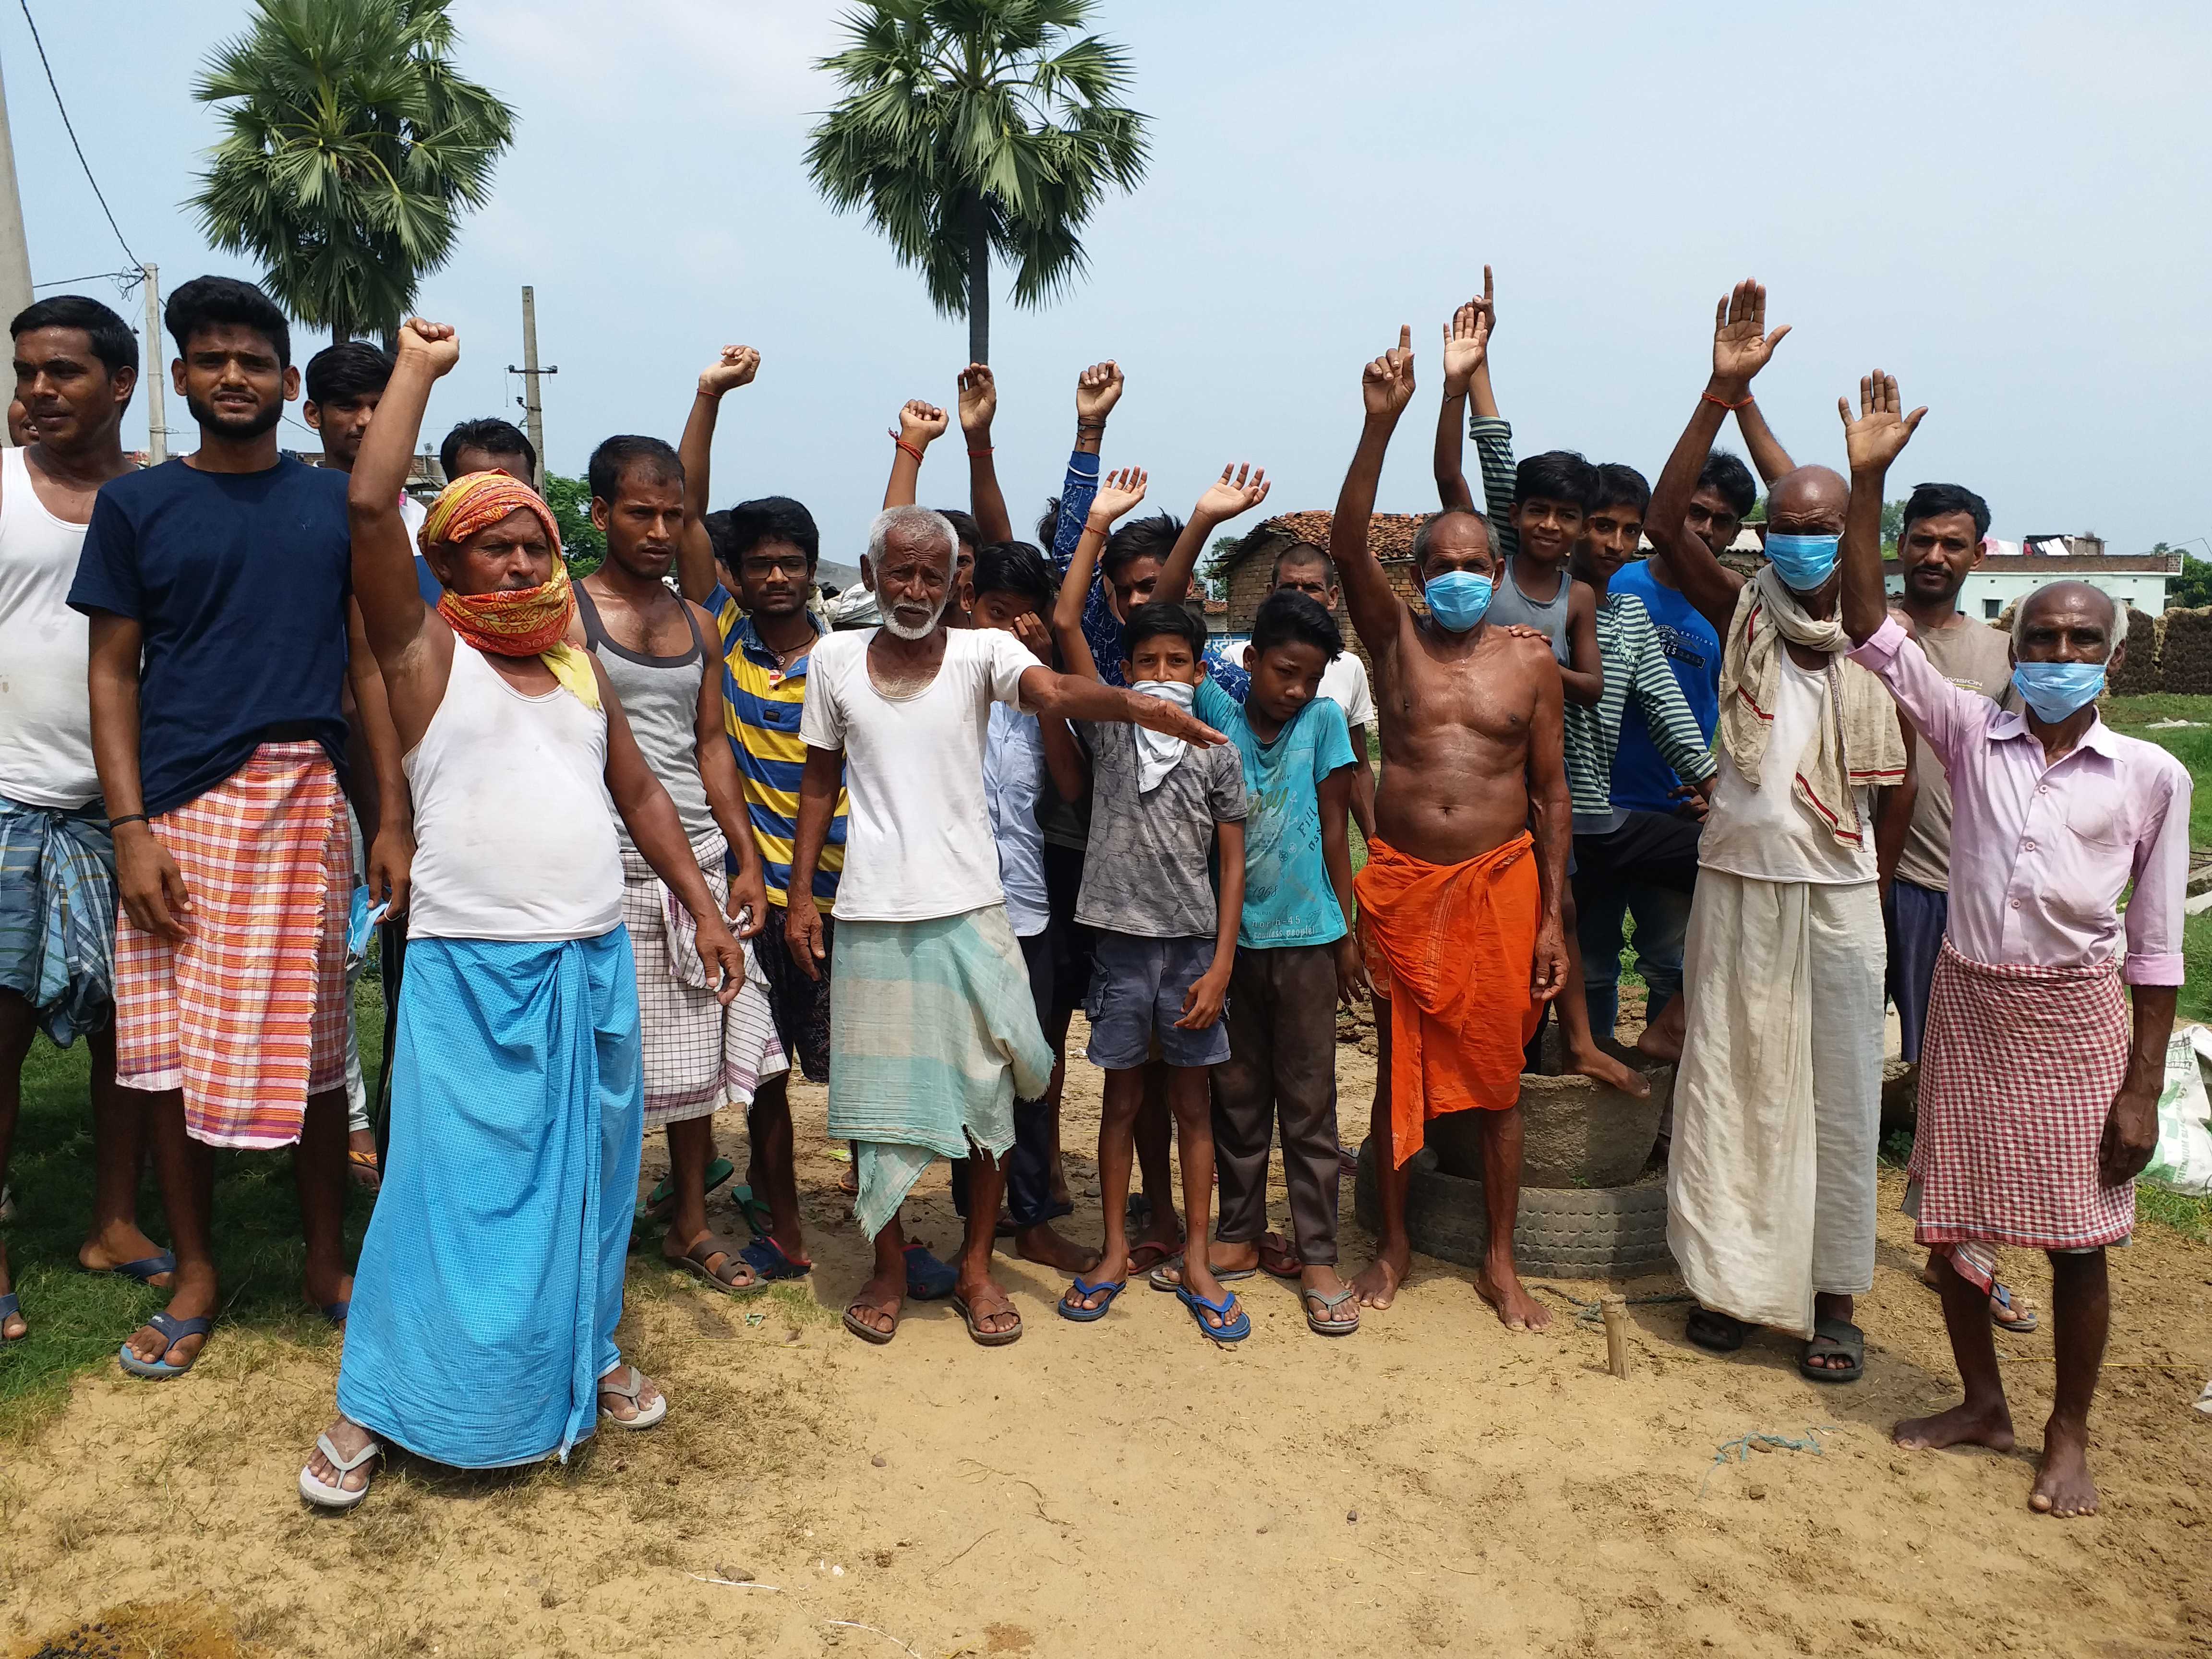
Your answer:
[1685,1306,1750,1353]
[1798,1317,1864,1383]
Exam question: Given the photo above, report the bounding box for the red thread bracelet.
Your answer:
[893,438,924,462]
[968,446,994,457]
[1702,391,1754,410]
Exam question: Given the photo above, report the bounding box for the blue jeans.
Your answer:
[1575,866,1692,1035]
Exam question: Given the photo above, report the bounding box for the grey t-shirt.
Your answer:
[1073,719,1248,938]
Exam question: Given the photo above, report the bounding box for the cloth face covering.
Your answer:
[2010,661,2106,721]
[1424,571,1494,632]
[1762,532,1840,592]
[1130,679,1196,792]
[420,472,599,709]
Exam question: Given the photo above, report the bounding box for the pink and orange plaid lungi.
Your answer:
[114,743,350,1149]
[1909,941,2134,1254]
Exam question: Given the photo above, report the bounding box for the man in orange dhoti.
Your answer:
[1332,325,1571,1331]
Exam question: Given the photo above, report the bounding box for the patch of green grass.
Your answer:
[2183,912,2212,1028]
[2136,1183,2212,1245]
[2100,693,2212,729]
[0,981,384,1441]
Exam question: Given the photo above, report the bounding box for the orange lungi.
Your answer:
[1355,833,1541,1170]
[113,743,350,1149]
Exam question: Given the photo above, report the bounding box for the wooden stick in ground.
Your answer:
[1600,1295,1630,1378]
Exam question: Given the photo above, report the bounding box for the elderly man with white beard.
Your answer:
[784,505,1226,1347]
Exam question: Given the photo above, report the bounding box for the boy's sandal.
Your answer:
[316,1299,350,1328]
[347,1147,382,1191]
[85,1249,177,1286]
[951,1288,1022,1347]
[675,1233,765,1296]
[1176,1283,1250,1344]
[730,1183,776,1240]
[646,1156,735,1224]
[842,1295,901,1346]
[597,1364,669,1429]
[0,1292,23,1342]
[1988,1282,2039,1334]
[1798,1318,1865,1384]
[1684,1307,1749,1354]
[299,1431,383,1510]
[739,1234,812,1282]
[1258,1233,1303,1279]
[118,1310,213,1379]
[1303,1285,1361,1335]
[1124,1237,1181,1277]
[1147,1255,1257,1292]
[902,1242,958,1301]
[1057,1276,1127,1323]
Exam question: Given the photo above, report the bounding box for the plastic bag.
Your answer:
[2142,1025,2212,1195]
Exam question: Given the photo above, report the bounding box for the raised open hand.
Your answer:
[957,363,997,434]
[397,317,459,376]
[1090,465,1149,523]
[1193,463,1270,524]
[1838,370,1927,473]
[1440,268,1494,394]
[697,344,760,398]
[1075,360,1123,425]
[895,399,949,446]
[1711,279,1790,388]
[1363,326,1417,420]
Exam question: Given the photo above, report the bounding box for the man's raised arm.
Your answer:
[1331,326,1419,655]
[1153,464,1271,605]
[675,344,759,604]
[1433,273,1493,514]
[881,399,949,510]
[1839,370,1924,645]
[1051,467,1149,682]
[957,365,1014,543]
[349,318,453,667]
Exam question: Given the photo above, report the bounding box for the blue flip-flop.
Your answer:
[118,1310,213,1379]
[1176,1283,1250,1343]
[738,1234,812,1282]
[1057,1276,1127,1323]
[902,1243,958,1301]
[0,1292,22,1342]
[319,1300,350,1328]
[92,1250,177,1285]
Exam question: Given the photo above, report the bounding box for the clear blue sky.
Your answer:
[12,1,2211,565]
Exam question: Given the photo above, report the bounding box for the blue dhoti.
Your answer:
[337,927,643,1467]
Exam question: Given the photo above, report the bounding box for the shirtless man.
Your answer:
[1334,327,1570,1330]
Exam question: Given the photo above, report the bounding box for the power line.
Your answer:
[33,267,139,292]
[16,0,141,267]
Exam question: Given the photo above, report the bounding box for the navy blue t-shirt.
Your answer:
[69,456,353,817]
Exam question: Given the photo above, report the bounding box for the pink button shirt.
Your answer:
[1850,617,2188,985]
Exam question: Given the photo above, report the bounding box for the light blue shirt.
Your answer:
[984,702,1051,937]
[1194,678,1356,950]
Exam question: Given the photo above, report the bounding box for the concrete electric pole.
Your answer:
[141,263,167,464]
[508,285,554,493]
[0,48,38,444]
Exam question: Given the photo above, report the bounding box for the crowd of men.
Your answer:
[0,270,2185,1526]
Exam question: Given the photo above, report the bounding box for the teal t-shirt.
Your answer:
[1195,677,1356,949]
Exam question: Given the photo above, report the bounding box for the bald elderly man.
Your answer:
[1839,373,2186,1518]
[1640,283,1911,1384]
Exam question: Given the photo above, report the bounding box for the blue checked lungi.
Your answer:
[0,792,116,1046]
[337,927,644,1467]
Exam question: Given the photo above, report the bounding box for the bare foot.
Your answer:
[302,1416,378,1499]
[2030,1416,2100,1517]
[1351,1248,1407,1310]
[1566,1041,1651,1100]
[1475,1254,1551,1331]
[0,1240,23,1340]
[1894,1398,2015,1453]
[1635,998,1685,1063]
[77,1222,175,1286]
[1301,1263,1359,1329]
[597,1367,664,1423]
[1015,1223,1098,1275]
[844,1267,903,1338]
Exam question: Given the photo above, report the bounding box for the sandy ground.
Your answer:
[4,1022,2210,1659]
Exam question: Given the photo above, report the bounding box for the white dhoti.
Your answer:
[1666,870,1884,1338]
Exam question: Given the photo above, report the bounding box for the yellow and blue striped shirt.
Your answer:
[710,590,847,912]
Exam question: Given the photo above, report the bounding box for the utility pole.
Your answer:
[507,285,554,493]
[0,47,37,444]
[141,264,167,464]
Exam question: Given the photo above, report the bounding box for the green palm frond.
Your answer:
[188,0,516,342]
[805,0,1149,339]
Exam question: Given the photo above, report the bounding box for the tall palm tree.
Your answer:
[190,0,516,347]
[806,0,1149,363]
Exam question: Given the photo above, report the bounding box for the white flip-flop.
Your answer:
[299,1430,382,1510]
[597,1364,668,1430]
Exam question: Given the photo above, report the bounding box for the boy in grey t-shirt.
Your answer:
[1050,477,1249,1341]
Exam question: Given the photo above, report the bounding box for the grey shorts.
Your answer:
[1084,931,1231,1071]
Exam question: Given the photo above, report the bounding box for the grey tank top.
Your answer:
[575,584,717,849]
[1483,555,1572,665]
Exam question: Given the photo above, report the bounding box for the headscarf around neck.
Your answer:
[418,471,599,709]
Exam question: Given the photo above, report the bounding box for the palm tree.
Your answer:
[806,0,1149,363]
[190,0,516,347]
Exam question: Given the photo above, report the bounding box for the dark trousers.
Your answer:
[1211,943,1341,1265]
[371,917,409,1160]
[951,926,1057,1229]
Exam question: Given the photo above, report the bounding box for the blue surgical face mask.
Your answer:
[1424,570,1494,632]
[2011,661,2106,722]
[1764,531,1840,592]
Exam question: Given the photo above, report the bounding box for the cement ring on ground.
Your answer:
[1352,1139,1673,1279]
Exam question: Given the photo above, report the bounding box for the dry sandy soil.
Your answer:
[3,1022,2209,1659]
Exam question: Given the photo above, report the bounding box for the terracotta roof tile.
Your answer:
[1228,511,1430,566]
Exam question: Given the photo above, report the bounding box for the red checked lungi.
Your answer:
[1910,940,2133,1253]
[113,743,350,1149]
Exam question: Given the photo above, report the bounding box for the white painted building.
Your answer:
[1881,541,2180,622]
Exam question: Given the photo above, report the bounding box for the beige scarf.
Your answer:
[1717,566,1906,849]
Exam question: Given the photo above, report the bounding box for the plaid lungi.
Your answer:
[114,743,349,1148]
[1910,941,2133,1251]
[619,830,785,1131]
[0,792,116,1046]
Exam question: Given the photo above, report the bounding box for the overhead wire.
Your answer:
[17,0,143,269]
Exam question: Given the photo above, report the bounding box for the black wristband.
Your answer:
[108,813,148,830]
